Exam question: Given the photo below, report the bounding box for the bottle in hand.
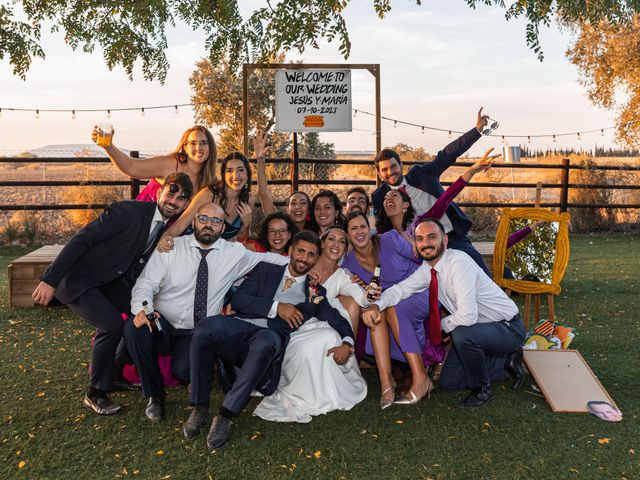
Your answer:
[142,300,163,338]
[367,264,381,301]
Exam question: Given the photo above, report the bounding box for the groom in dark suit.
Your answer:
[32,172,192,415]
[184,231,355,450]
[371,108,492,276]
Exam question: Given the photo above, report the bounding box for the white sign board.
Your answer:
[275,69,352,132]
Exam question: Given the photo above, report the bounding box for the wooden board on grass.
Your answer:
[523,349,616,413]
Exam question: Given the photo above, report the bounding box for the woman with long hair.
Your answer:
[342,211,445,408]
[158,151,254,246]
[92,125,217,199]
[245,211,298,255]
[254,225,368,423]
[309,190,346,235]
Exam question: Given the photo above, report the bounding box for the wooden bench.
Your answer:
[8,245,64,308]
[475,241,495,277]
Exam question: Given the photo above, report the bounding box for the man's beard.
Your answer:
[418,239,446,262]
[290,258,313,275]
[195,227,220,246]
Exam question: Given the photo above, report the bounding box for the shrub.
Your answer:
[59,185,126,228]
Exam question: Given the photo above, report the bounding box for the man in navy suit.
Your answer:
[184,231,355,450]
[371,108,492,276]
[32,173,192,415]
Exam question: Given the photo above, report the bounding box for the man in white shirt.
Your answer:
[123,202,289,421]
[363,218,526,408]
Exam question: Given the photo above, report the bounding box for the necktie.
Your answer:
[143,220,164,255]
[428,267,442,345]
[193,248,211,324]
[398,185,408,196]
[281,276,296,292]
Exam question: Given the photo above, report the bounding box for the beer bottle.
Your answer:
[142,300,163,338]
[367,264,381,301]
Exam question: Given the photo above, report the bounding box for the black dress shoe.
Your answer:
[505,348,525,392]
[207,415,232,450]
[145,397,165,421]
[111,377,141,392]
[460,385,494,408]
[183,406,209,439]
[83,393,122,415]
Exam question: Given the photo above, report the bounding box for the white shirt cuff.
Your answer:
[268,301,279,318]
[341,337,354,346]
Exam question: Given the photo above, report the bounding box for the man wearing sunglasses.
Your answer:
[123,202,289,421]
[32,172,193,416]
[371,108,494,277]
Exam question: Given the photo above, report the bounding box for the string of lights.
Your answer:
[0,101,623,143]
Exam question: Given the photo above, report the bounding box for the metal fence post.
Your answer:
[290,133,299,193]
[560,158,570,212]
[129,150,141,199]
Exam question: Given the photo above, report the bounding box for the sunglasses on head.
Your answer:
[167,183,188,200]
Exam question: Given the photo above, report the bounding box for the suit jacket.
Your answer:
[229,261,355,394]
[372,127,481,238]
[41,200,159,304]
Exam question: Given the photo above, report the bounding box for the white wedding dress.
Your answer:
[253,268,368,423]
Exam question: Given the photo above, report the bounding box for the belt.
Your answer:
[504,313,521,323]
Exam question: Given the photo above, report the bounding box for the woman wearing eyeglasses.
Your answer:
[92,125,218,200]
[245,211,298,255]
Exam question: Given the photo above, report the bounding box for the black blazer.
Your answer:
[230,262,355,394]
[372,127,481,238]
[41,200,158,304]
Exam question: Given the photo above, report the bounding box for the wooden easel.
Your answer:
[522,183,555,328]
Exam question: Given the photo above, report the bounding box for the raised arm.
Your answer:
[254,132,277,215]
[91,125,176,180]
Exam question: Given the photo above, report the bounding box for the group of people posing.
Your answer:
[32,108,526,450]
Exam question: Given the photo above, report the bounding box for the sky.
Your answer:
[0,0,619,157]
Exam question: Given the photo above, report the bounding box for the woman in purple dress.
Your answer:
[342,211,444,408]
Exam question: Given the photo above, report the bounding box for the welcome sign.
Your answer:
[275,69,352,132]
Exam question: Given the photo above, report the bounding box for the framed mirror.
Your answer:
[493,208,571,294]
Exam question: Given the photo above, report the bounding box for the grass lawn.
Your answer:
[1,234,639,479]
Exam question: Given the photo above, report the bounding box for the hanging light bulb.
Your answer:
[141,107,145,117]
[107,109,111,118]
[501,135,505,144]
[72,110,76,119]
[36,109,40,119]
[353,109,357,118]
[527,136,531,144]
[174,105,179,114]
[0,108,3,117]
[552,135,556,143]
[393,120,397,128]
[577,132,581,141]
[421,126,425,134]
[600,129,604,136]
[448,131,451,139]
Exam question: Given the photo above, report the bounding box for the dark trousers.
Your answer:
[189,315,283,415]
[123,314,191,399]
[66,278,131,391]
[447,232,492,278]
[439,317,526,391]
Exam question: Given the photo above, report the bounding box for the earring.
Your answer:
[243,183,249,189]
[402,208,407,213]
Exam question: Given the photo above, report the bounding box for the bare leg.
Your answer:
[385,307,432,400]
[337,294,360,335]
[368,309,395,403]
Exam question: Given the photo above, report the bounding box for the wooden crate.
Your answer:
[8,245,64,308]
[475,241,495,277]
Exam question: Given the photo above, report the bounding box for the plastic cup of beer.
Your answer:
[96,123,113,147]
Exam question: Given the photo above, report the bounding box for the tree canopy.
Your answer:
[3,0,640,82]
[566,14,640,148]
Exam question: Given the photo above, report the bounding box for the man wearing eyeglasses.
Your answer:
[124,202,289,421]
[371,108,494,277]
[32,172,193,416]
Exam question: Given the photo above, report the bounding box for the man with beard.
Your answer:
[371,108,492,277]
[345,187,370,214]
[185,231,355,450]
[124,202,289,421]
[32,172,193,415]
[362,218,526,408]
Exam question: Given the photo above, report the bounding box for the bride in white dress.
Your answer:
[254,226,369,423]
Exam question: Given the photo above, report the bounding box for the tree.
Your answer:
[565,15,640,148]
[4,1,639,82]
[388,143,428,161]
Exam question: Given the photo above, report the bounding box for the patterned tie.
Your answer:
[281,276,296,292]
[398,185,408,196]
[428,267,442,345]
[143,220,164,255]
[193,248,211,324]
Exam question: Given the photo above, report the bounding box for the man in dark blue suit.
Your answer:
[32,173,192,415]
[184,231,355,450]
[371,108,492,276]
